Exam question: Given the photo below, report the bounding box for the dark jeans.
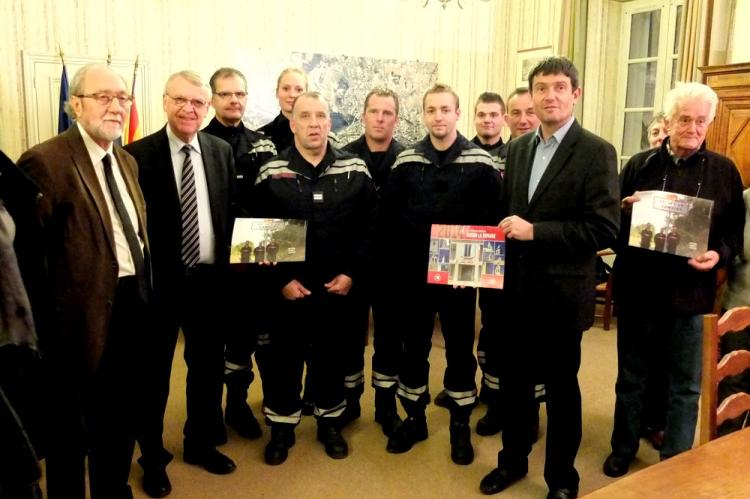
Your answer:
[610,312,702,460]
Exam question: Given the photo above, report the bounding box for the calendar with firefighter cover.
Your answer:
[230,218,307,263]
[427,224,505,289]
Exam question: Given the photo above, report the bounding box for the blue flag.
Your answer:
[58,65,72,133]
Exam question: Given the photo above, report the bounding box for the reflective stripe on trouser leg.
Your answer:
[372,371,398,390]
[344,370,365,390]
[483,372,501,391]
[314,399,346,418]
[444,388,477,407]
[264,406,302,425]
[397,381,428,402]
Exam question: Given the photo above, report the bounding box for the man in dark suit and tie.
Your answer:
[17,63,150,499]
[480,57,619,499]
[125,70,236,498]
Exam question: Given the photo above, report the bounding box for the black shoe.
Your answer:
[225,400,262,439]
[264,424,296,465]
[183,447,236,475]
[476,405,503,436]
[142,467,171,498]
[317,422,348,459]
[375,410,403,437]
[338,400,361,429]
[547,487,578,499]
[434,390,454,409]
[479,466,527,495]
[449,421,474,465]
[602,453,632,478]
[301,399,315,416]
[386,416,428,453]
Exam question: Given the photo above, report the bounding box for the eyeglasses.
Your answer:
[75,93,133,107]
[166,95,208,110]
[214,91,248,100]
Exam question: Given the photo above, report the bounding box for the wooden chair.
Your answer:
[699,306,750,444]
[594,249,614,330]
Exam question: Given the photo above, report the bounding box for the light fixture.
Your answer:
[422,0,491,9]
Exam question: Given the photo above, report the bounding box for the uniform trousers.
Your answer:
[263,286,350,424]
[396,284,478,413]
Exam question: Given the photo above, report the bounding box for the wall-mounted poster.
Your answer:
[516,46,554,87]
[244,52,438,146]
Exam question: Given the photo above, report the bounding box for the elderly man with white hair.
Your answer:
[602,82,745,477]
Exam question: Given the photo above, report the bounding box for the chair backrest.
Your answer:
[699,306,750,444]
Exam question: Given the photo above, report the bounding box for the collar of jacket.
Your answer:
[659,137,707,167]
[284,141,339,178]
[415,132,471,167]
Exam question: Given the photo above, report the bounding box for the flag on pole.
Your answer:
[58,60,72,133]
[124,56,142,145]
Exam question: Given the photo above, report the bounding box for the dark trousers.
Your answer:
[263,288,349,423]
[396,284,478,413]
[224,268,260,382]
[477,288,504,397]
[45,276,146,499]
[138,266,227,467]
[342,284,370,399]
[371,279,401,391]
[498,318,583,491]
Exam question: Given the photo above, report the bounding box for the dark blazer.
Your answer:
[17,125,149,376]
[502,120,620,331]
[124,127,235,305]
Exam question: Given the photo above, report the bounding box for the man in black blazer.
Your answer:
[125,70,236,498]
[480,57,619,499]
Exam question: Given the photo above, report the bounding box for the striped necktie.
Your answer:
[180,145,200,268]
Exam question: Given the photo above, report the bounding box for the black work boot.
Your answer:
[374,388,402,437]
[450,419,474,465]
[317,419,348,459]
[386,414,428,453]
[264,423,296,465]
[476,403,503,436]
[339,393,362,429]
[224,373,262,439]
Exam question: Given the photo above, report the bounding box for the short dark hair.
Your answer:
[528,57,579,90]
[363,88,400,116]
[474,92,505,114]
[506,87,530,104]
[209,67,247,94]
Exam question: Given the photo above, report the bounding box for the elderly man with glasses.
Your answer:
[125,70,237,498]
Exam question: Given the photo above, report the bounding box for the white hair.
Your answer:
[663,82,718,123]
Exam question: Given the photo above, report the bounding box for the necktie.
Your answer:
[180,145,200,268]
[102,153,149,301]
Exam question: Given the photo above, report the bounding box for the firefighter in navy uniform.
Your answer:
[203,67,277,442]
[258,68,308,154]
[252,92,377,465]
[338,88,405,435]
[382,84,501,465]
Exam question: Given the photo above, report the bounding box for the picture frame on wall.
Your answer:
[516,46,554,87]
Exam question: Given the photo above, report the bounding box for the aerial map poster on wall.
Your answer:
[244,52,438,145]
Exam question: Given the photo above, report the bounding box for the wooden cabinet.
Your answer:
[700,63,750,187]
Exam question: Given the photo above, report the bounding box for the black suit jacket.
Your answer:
[125,126,235,306]
[502,120,620,331]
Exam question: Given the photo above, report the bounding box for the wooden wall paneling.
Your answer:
[701,62,750,186]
